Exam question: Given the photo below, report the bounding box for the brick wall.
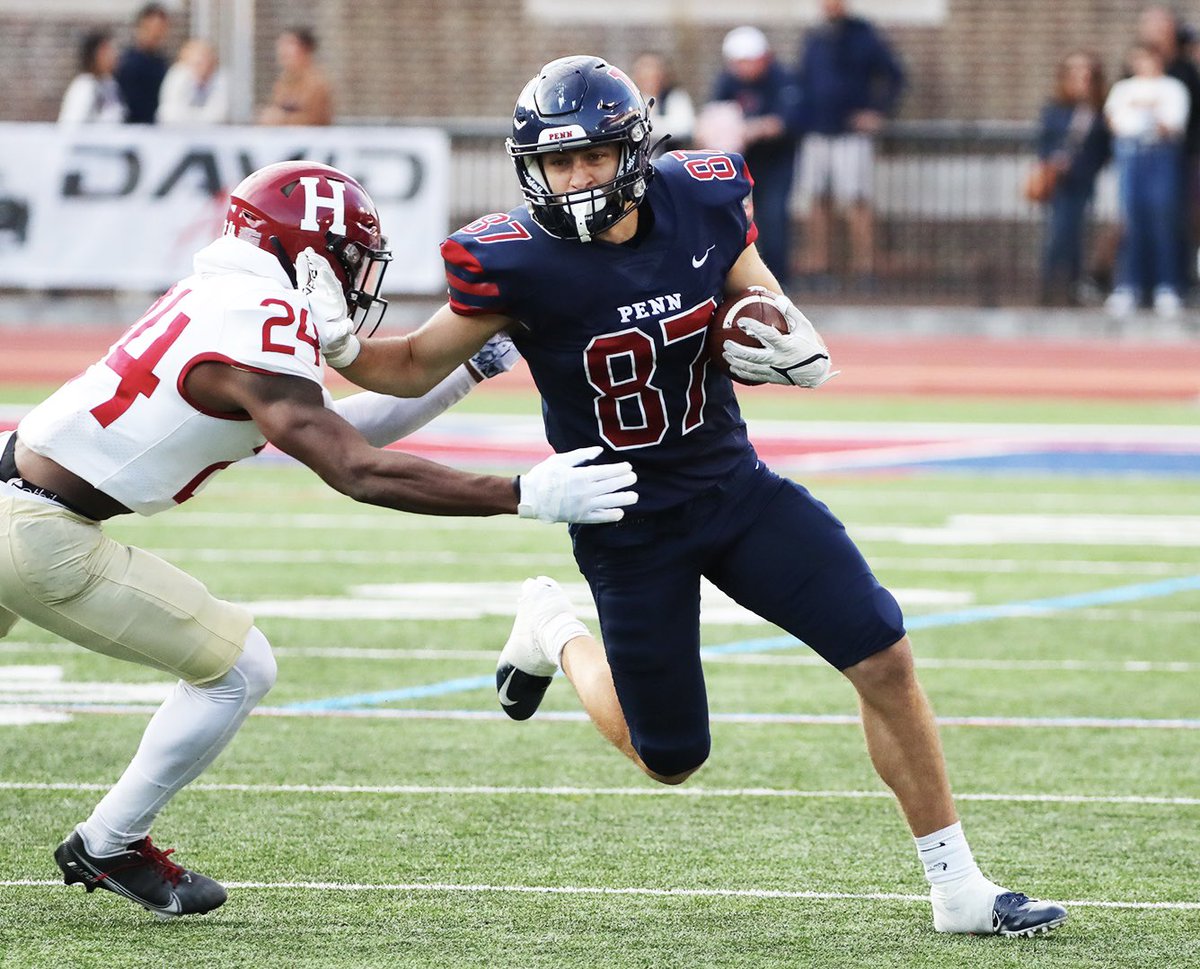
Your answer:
[0,0,1180,124]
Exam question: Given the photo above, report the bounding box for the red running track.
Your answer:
[4,328,1199,400]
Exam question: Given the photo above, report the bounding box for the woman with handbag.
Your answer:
[1034,51,1111,305]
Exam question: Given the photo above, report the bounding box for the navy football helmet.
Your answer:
[506,55,654,242]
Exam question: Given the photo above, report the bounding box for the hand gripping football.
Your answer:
[706,288,790,386]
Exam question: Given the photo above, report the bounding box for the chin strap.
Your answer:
[269,237,298,287]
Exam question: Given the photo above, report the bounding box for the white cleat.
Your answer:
[495,576,584,721]
[932,875,1068,936]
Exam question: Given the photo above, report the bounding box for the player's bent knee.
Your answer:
[636,738,710,784]
[235,627,277,702]
[843,636,915,694]
[645,764,703,786]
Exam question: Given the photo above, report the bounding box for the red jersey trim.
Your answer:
[441,238,485,276]
[447,275,501,298]
[448,298,498,317]
[173,443,267,504]
[176,352,317,421]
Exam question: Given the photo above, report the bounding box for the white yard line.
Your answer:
[2,780,1198,807]
[136,547,1193,578]
[1039,608,1200,623]
[4,643,1197,672]
[867,557,1188,576]
[263,647,1200,672]
[112,512,533,532]
[111,510,1200,547]
[4,703,1200,729]
[701,654,1200,672]
[143,548,578,567]
[1,877,1195,910]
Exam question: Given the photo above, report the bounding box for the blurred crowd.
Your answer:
[56,3,331,129]
[1033,5,1200,318]
[50,2,1200,316]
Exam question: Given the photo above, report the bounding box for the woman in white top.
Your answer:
[157,38,229,125]
[1103,41,1190,317]
[58,30,127,124]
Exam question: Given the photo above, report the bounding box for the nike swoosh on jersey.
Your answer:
[497,667,520,706]
[692,245,716,268]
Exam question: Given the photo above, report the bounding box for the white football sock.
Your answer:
[915,821,984,888]
[77,627,276,856]
[540,613,588,667]
[921,822,1011,932]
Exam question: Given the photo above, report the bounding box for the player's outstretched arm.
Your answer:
[298,247,510,397]
[187,363,635,522]
[338,304,511,398]
[333,332,520,446]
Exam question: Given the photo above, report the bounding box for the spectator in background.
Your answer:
[1035,51,1112,306]
[699,26,802,286]
[1104,42,1190,318]
[631,51,695,155]
[258,27,333,126]
[795,0,905,283]
[115,3,171,124]
[157,39,229,124]
[58,29,127,125]
[1137,5,1200,291]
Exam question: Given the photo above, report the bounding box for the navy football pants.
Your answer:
[571,458,905,777]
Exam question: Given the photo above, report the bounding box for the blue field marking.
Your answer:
[892,451,1200,477]
[285,675,495,712]
[284,573,1200,713]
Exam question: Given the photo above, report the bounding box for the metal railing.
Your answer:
[413,117,1115,307]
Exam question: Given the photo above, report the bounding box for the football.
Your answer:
[707,288,790,385]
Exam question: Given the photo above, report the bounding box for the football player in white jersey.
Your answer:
[9,160,636,920]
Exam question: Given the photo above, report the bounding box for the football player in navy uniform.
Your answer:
[311,56,1066,937]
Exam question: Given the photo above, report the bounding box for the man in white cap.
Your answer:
[701,25,802,287]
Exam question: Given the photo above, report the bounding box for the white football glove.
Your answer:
[721,288,839,388]
[465,332,521,381]
[518,445,638,524]
[296,247,361,369]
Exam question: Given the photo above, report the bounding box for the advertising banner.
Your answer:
[0,123,449,293]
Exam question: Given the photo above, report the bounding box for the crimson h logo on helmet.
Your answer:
[297,176,347,235]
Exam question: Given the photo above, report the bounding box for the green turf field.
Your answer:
[0,391,1198,968]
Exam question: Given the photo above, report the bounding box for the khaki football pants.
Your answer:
[0,487,252,686]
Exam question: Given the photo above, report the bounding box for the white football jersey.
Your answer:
[19,237,325,515]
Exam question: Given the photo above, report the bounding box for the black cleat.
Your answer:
[496,577,576,721]
[496,664,555,721]
[54,830,227,919]
[991,892,1069,937]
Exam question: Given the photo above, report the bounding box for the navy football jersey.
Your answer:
[443,151,760,512]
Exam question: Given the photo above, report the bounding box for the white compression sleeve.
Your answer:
[78,628,277,854]
[331,365,478,447]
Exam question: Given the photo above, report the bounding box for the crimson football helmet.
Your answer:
[506,55,654,242]
[224,161,392,332]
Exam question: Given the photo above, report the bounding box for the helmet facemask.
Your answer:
[515,130,650,242]
[325,231,392,336]
[506,56,655,243]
